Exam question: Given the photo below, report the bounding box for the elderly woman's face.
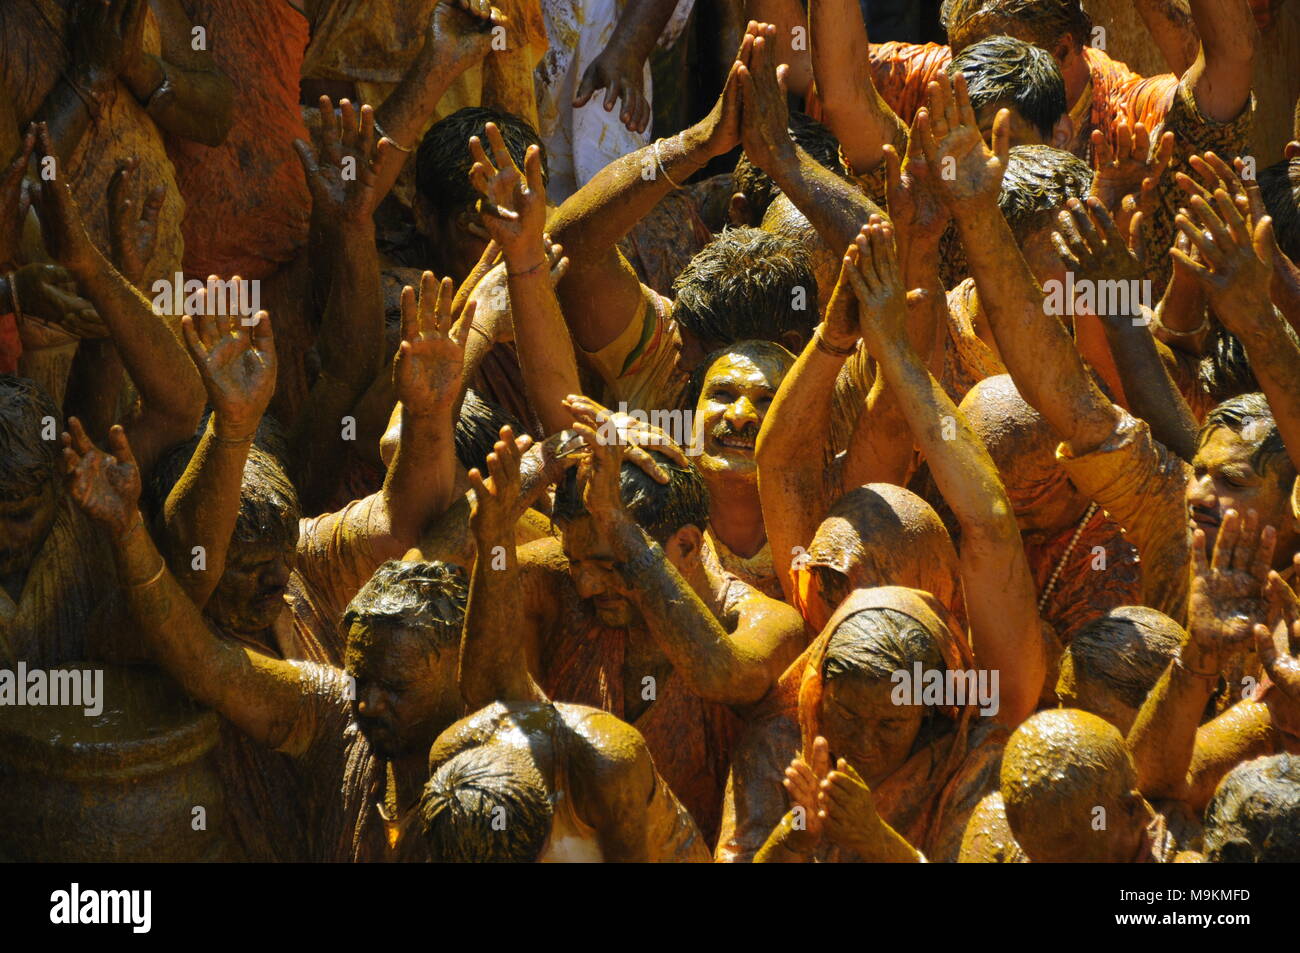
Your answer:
[820,671,925,788]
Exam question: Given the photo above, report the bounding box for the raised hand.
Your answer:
[1187,509,1277,664]
[294,97,394,227]
[1053,196,1145,300]
[562,393,690,484]
[181,304,276,440]
[32,124,98,275]
[12,263,104,347]
[569,414,631,523]
[782,735,830,851]
[394,272,472,415]
[1090,121,1173,219]
[427,0,503,74]
[469,122,547,262]
[107,157,164,287]
[1255,563,1300,701]
[818,758,883,854]
[0,124,35,269]
[843,218,907,353]
[574,21,652,134]
[1171,186,1276,330]
[736,24,796,174]
[883,113,949,250]
[62,418,142,538]
[467,424,534,543]
[916,71,1009,208]
[820,245,863,351]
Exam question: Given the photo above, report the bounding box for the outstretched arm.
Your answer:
[738,27,882,259]
[807,0,906,173]
[1054,197,1198,462]
[1128,510,1275,800]
[1181,0,1256,124]
[161,307,276,608]
[849,221,1043,726]
[549,30,749,351]
[570,408,802,707]
[918,74,1120,456]
[63,419,304,749]
[34,125,203,475]
[459,425,547,708]
[469,123,579,435]
[1172,184,1300,475]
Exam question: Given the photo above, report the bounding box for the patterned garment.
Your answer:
[534,0,695,201]
[1058,407,1194,627]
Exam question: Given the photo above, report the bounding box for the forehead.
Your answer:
[347,622,433,669]
[561,515,618,559]
[1195,425,1258,468]
[703,353,785,390]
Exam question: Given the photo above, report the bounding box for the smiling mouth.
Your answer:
[714,433,756,451]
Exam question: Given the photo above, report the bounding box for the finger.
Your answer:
[623,446,670,485]
[66,416,93,455]
[573,62,598,107]
[106,424,136,468]
[485,123,515,176]
[1115,121,1132,161]
[1211,188,1250,247]
[1052,231,1084,272]
[1252,524,1278,585]
[990,108,1012,167]
[1175,212,1228,270]
[399,284,417,344]
[417,270,439,334]
[1191,526,1210,580]
[435,276,455,337]
[180,314,207,363]
[249,310,275,358]
[1212,508,1240,574]
[523,144,545,200]
[1090,128,1111,167]
[1232,508,1260,573]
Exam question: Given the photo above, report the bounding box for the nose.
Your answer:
[261,556,292,588]
[724,395,759,430]
[356,683,386,717]
[1186,475,1218,511]
[571,565,606,601]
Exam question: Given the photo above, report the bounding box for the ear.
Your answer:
[1052,36,1076,65]
[779,328,807,352]
[664,524,704,567]
[728,192,753,227]
[1051,113,1074,149]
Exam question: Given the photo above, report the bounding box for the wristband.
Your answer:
[814,326,857,357]
[653,139,684,189]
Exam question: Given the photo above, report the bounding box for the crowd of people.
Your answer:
[2,0,1300,863]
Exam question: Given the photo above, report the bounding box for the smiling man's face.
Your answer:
[694,351,789,482]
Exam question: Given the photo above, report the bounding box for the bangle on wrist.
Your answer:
[1151,307,1209,337]
[127,559,168,590]
[814,325,857,357]
[506,257,548,278]
[373,119,413,154]
[1175,652,1220,682]
[652,138,684,189]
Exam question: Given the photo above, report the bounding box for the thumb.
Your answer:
[573,62,599,107]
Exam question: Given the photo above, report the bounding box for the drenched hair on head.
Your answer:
[420,743,554,862]
[1258,157,1300,264]
[733,112,846,223]
[1200,392,1295,486]
[0,375,60,499]
[456,389,526,474]
[415,107,547,218]
[148,418,300,548]
[671,228,817,349]
[942,0,1092,51]
[1204,753,1300,862]
[553,449,710,543]
[682,339,797,412]
[343,560,468,656]
[1198,323,1259,402]
[823,607,946,682]
[948,34,1066,138]
[1059,606,1182,712]
[998,145,1093,241]
[1002,709,1133,814]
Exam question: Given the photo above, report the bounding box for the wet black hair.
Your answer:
[824,607,946,682]
[343,560,468,656]
[415,107,547,219]
[682,339,797,412]
[0,375,60,499]
[733,112,846,224]
[420,743,554,862]
[1204,753,1300,862]
[948,34,1067,139]
[1199,391,1295,486]
[671,228,817,351]
[456,389,527,474]
[1060,606,1182,711]
[148,416,300,548]
[552,449,710,543]
[942,0,1093,51]
[1258,157,1300,265]
[998,145,1093,241]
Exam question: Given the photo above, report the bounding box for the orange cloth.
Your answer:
[168,0,312,280]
